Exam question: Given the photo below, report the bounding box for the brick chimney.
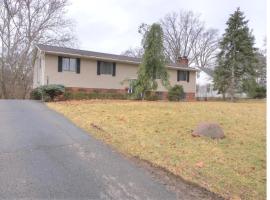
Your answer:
[177,56,189,66]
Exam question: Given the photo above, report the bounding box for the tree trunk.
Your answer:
[222,92,225,101]
[230,41,237,102]
[0,71,8,99]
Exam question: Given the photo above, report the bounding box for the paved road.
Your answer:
[0,100,177,199]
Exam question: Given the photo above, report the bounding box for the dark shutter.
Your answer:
[187,71,190,82]
[76,58,80,74]
[112,62,116,76]
[58,56,62,72]
[177,70,180,81]
[97,61,101,75]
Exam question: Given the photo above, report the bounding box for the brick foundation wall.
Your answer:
[66,87,195,101]
[160,92,195,101]
[66,87,127,94]
[161,92,168,100]
[185,93,195,101]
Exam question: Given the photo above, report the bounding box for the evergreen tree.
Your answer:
[242,50,266,98]
[132,23,169,99]
[213,8,257,101]
[255,51,266,87]
[213,65,229,100]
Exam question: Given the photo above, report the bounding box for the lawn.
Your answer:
[47,100,266,199]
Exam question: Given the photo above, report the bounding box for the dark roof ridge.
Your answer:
[37,44,141,62]
[36,44,198,71]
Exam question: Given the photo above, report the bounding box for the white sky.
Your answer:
[67,0,266,54]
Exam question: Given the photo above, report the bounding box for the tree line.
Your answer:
[0,0,75,99]
[123,8,266,100]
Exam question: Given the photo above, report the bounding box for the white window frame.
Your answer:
[63,57,76,72]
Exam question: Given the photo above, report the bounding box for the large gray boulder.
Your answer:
[192,122,225,139]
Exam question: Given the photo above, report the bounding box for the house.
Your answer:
[196,67,248,100]
[195,68,222,99]
[34,44,198,100]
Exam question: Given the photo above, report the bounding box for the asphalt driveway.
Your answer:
[0,100,178,199]
[0,100,223,200]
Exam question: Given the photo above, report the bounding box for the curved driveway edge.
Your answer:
[0,100,223,199]
[0,100,176,199]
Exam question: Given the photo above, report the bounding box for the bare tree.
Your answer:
[192,29,219,69]
[121,23,149,59]
[255,38,267,87]
[121,47,143,58]
[0,0,76,99]
[160,10,219,68]
[261,36,266,56]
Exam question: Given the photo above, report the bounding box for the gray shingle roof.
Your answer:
[199,67,214,77]
[36,44,197,71]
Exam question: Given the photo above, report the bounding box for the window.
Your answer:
[196,84,199,93]
[97,61,116,76]
[69,58,77,71]
[179,71,187,81]
[100,61,113,74]
[62,57,77,72]
[207,84,211,93]
[177,70,189,82]
[58,56,80,73]
[128,87,133,94]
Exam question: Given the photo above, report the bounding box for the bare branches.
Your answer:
[121,47,144,58]
[192,29,219,69]
[0,0,77,98]
[160,10,219,68]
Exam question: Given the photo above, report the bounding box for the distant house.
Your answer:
[196,68,221,99]
[34,44,198,100]
[196,67,247,99]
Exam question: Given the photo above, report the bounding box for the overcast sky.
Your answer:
[67,0,266,54]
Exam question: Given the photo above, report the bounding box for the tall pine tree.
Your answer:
[214,8,257,101]
[132,23,169,99]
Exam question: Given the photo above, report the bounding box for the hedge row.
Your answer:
[64,92,128,100]
[30,84,186,101]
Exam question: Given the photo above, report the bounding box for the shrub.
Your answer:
[243,79,266,99]
[168,85,185,101]
[254,86,266,98]
[43,84,65,101]
[63,92,72,100]
[63,92,128,100]
[30,87,43,100]
[144,91,160,101]
[30,84,65,101]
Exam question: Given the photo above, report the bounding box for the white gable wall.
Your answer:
[196,70,221,98]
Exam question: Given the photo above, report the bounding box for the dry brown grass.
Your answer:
[47,100,266,199]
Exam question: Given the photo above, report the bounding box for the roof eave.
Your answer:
[167,65,199,71]
[43,50,141,65]
[39,48,198,71]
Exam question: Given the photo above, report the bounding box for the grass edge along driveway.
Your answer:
[47,100,266,200]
